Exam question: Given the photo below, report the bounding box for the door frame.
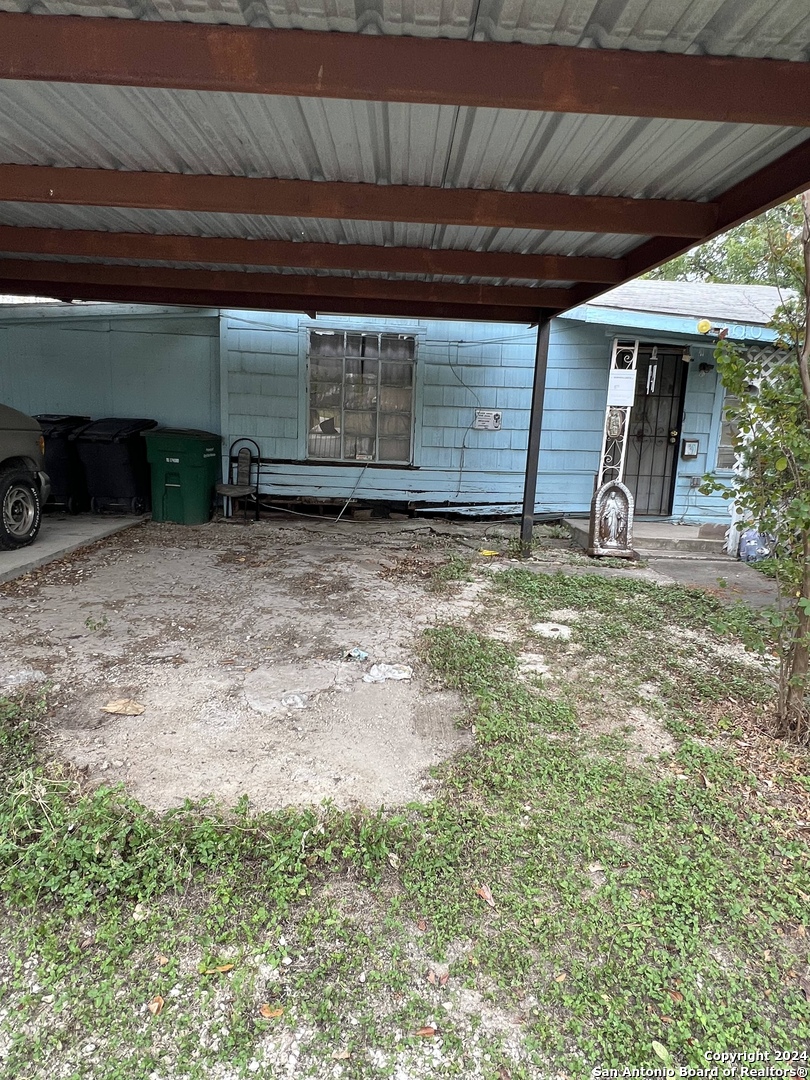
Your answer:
[626,342,689,518]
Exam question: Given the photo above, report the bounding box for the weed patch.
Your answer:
[0,569,808,1078]
[430,554,474,590]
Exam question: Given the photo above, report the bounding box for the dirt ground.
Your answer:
[0,518,500,812]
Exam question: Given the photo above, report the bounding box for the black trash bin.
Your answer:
[34,414,91,513]
[72,417,158,513]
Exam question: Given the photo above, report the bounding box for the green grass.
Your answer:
[492,568,773,736]
[430,553,474,589]
[0,571,808,1079]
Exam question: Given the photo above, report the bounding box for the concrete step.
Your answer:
[564,517,730,557]
[636,547,733,561]
[630,535,728,553]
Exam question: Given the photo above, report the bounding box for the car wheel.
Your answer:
[0,468,42,550]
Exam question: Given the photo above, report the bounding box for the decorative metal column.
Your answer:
[588,338,640,559]
[596,338,640,489]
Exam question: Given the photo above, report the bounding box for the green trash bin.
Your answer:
[142,428,222,525]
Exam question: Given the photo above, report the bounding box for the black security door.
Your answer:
[623,347,687,516]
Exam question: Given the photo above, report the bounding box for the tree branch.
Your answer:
[799,192,810,426]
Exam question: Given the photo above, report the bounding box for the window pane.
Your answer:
[310,332,344,359]
[345,382,377,410]
[379,386,411,412]
[344,436,375,461]
[346,333,379,358]
[308,432,342,458]
[344,411,377,436]
[717,420,737,468]
[381,361,413,386]
[310,354,342,382]
[379,437,411,462]
[379,413,411,437]
[716,392,739,470]
[310,381,342,409]
[380,335,415,361]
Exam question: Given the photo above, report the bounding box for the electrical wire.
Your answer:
[260,463,368,523]
[222,314,300,334]
[445,341,483,497]
[675,479,700,525]
[264,505,331,518]
[422,331,535,348]
[334,464,370,524]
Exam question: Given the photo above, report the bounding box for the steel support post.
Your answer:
[520,317,551,557]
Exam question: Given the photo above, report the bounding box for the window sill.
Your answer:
[306,459,418,470]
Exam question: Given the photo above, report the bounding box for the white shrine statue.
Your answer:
[601,490,626,546]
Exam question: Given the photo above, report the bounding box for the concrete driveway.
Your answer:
[0,512,144,583]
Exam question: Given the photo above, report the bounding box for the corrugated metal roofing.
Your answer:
[0,81,805,203]
[0,202,645,259]
[0,1,807,314]
[1,0,808,59]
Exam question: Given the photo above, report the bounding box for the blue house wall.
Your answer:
[0,301,753,523]
[553,315,738,524]
[219,310,614,513]
[560,301,780,523]
[0,306,220,431]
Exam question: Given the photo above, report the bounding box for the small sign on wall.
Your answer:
[607,368,637,407]
[473,409,503,431]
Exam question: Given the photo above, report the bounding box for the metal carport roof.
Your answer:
[1,0,809,550]
[0,1,807,322]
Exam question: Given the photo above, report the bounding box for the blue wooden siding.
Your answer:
[219,310,616,512]
[0,302,736,523]
[551,317,731,523]
[671,364,731,523]
[537,320,611,511]
[0,308,220,431]
[221,316,302,458]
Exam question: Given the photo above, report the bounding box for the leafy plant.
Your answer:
[702,193,810,741]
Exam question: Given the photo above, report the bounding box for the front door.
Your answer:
[623,346,687,516]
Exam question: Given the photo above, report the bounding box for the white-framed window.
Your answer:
[308,330,415,464]
[716,389,739,470]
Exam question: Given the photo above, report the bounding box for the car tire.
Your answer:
[0,467,42,550]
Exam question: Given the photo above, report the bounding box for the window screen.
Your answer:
[716,390,739,470]
[308,331,415,463]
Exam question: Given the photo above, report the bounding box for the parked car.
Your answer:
[0,404,51,549]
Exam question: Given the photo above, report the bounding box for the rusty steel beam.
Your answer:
[0,277,545,323]
[625,141,810,280]
[713,135,810,230]
[2,13,810,128]
[0,257,572,310]
[0,224,627,284]
[0,165,716,238]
